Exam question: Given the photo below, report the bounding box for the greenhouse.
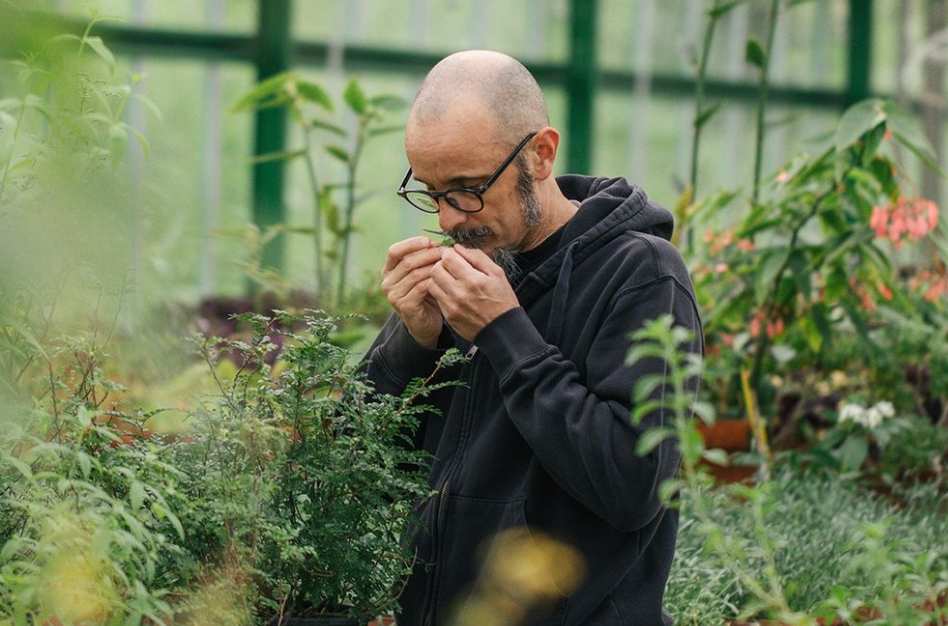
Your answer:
[0,1,945,625]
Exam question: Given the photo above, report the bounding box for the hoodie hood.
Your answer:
[556,174,674,243]
[510,175,674,345]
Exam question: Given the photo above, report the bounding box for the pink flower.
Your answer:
[876,281,893,301]
[737,238,755,251]
[870,205,888,237]
[714,262,729,274]
[869,197,940,247]
[925,281,945,302]
[749,313,762,338]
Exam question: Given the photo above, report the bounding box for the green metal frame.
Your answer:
[252,0,291,275]
[566,0,599,175]
[52,0,890,273]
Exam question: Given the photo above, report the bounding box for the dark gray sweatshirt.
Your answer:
[363,175,704,626]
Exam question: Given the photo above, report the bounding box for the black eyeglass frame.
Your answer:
[396,131,538,214]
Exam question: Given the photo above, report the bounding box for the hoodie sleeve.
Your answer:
[361,313,448,397]
[473,275,703,533]
[360,313,451,452]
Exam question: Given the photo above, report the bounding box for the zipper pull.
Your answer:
[465,345,478,359]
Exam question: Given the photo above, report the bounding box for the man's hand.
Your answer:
[381,236,444,349]
[428,245,519,342]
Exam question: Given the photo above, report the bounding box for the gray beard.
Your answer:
[491,163,542,282]
[447,163,542,283]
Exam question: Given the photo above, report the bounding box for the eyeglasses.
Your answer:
[396,131,537,214]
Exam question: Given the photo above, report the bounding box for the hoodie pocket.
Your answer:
[434,495,571,626]
[433,495,526,626]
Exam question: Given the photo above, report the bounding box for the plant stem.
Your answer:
[686,1,724,255]
[689,1,723,201]
[336,119,367,309]
[748,184,834,395]
[300,117,326,301]
[752,0,780,205]
[0,100,27,206]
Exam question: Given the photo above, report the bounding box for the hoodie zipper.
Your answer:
[421,346,480,626]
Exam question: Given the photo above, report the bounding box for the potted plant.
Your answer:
[163,310,463,625]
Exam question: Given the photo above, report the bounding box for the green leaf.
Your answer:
[76,451,92,479]
[130,481,146,511]
[343,79,368,115]
[312,118,347,137]
[231,71,291,113]
[754,249,786,305]
[325,145,350,163]
[745,38,766,71]
[324,195,342,236]
[701,448,729,465]
[837,433,869,472]
[835,99,886,155]
[709,0,748,19]
[367,125,404,138]
[883,101,945,176]
[297,79,333,111]
[635,427,674,456]
[694,102,721,130]
[3,455,32,481]
[691,400,716,425]
[369,94,407,111]
[632,399,671,424]
[634,373,666,402]
[248,148,307,164]
[131,93,163,121]
[658,479,684,504]
[83,36,115,67]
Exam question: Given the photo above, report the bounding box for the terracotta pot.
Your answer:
[269,617,360,626]
[700,459,759,485]
[269,615,393,626]
[697,419,751,452]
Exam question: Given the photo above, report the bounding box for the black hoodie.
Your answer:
[363,175,704,626]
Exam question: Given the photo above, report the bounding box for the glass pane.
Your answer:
[292,0,568,63]
[48,0,255,33]
[598,0,849,90]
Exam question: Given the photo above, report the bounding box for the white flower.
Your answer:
[864,406,883,429]
[874,401,895,419]
[838,403,864,425]
[838,400,894,430]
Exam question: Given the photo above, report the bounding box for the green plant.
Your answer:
[231,74,406,309]
[0,334,187,625]
[631,316,948,625]
[166,310,463,622]
[695,98,943,425]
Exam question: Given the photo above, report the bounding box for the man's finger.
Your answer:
[454,244,501,276]
[427,276,449,306]
[383,247,441,289]
[439,246,482,281]
[401,277,432,308]
[431,261,461,298]
[384,236,434,272]
[388,264,434,302]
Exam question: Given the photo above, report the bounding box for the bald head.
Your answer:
[408,50,549,147]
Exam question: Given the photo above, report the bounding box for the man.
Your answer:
[363,50,703,626]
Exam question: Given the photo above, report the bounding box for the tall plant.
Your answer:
[232,75,405,308]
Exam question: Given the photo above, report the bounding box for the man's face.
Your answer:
[404,104,541,260]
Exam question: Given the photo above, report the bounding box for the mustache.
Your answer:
[447,225,493,246]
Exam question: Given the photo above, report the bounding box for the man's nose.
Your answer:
[437,201,469,233]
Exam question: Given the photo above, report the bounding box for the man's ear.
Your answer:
[530,126,559,182]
